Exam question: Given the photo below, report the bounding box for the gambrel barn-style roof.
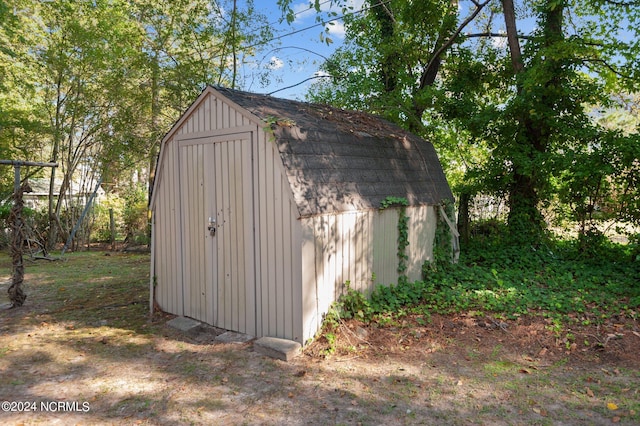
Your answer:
[151,86,455,344]
[213,87,453,216]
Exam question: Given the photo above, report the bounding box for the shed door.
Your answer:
[178,133,256,336]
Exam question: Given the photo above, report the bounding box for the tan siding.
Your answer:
[216,141,229,326]
[154,88,303,341]
[406,205,437,282]
[172,135,256,334]
[254,138,266,336]
[213,142,225,325]
[252,132,302,341]
[203,94,211,132]
[171,141,183,315]
[240,138,256,335]
[266,140,277,337]
[273,167,283,335]
[152,87,443,345]
[204,145,216,325]
[301,219,318,342]
[180,143,208,322]
[290,197,303,342]
[372,209,399,286]
[153,139,183,316]
[213,137,250,334]
[299,206,438,342]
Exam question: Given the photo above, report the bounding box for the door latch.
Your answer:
[208,217,216,237]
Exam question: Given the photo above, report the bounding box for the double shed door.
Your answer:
[178,133,256,336]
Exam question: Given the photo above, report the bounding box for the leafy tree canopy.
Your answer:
[281,0,640,244]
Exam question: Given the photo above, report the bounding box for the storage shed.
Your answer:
[150,86,454,344]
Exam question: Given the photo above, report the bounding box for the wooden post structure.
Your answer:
[109,208,116,251]
[0,160,57,308]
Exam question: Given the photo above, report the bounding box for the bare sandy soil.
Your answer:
[0,252,638,425]
[2,309,639,425]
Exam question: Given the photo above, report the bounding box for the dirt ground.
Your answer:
[0,253,639,425]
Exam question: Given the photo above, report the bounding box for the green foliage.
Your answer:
[370,280,435,314]
[336,281,371,322]
[318,305,341,355]
[303,0,640,242]
[431,201,454,271]
[1,0,274,246]
[380,196,409,280]
[423,236,640,323]
[92,193,125,243]
[379,196,408,209]
[327,234,639,332]
[122,184,149,245]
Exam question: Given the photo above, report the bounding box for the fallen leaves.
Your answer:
[532,406,548,416]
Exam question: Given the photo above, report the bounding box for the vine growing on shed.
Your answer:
[262,115,296,143]
[380,196,409,284]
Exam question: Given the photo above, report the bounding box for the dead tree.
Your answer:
[7,182,29,307]
[1,160,57,308]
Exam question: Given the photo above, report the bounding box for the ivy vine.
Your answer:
[262,115,296,142]
[380,196,409,284]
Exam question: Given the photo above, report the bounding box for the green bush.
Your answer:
[322,234,640,332]
[122,184,149,245]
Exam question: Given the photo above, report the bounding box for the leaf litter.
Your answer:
[0,252,638,425]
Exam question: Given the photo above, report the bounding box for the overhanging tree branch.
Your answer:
[419,0,492,90]
[465,32,533,41]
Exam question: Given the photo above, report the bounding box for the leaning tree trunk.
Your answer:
[457,191,471,245]
[7,182,28,307]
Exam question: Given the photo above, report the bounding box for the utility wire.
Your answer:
[251,1,392,94]
[242,0,391,52]
[267,74,335,95]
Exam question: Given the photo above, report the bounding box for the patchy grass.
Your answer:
[0,250,639,425]
[18,252,149,327]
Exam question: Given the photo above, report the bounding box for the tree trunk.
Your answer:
[501,0,563,238]
[369,0,398,93]
[457,191,471,245]
[502,0,524,76]
[47,71,64,250]
[8,183,28,307]
[148,48,161,204]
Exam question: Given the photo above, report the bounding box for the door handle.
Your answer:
[208,217,216,237]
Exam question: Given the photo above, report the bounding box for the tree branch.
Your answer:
[502,0,523,74]
[419,0,491,90]
[581,57,634,80]
[601,0,640,5]
[465,32,533,40]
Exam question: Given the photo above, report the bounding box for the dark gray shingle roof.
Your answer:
[215,86,453,217]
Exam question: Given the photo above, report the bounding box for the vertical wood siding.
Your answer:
[152,136,184,315]
[300,205,438,342]
[253,130,303,342]
[211,136,256,335]
[153,90,303,342]
[153,140,184,317]
[171,135,257,335]
[153,88,441,345]
[406,205,438,282]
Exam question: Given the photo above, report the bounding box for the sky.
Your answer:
[235,1,364,100]
[232,0,513,100]
[232,1,634,101]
